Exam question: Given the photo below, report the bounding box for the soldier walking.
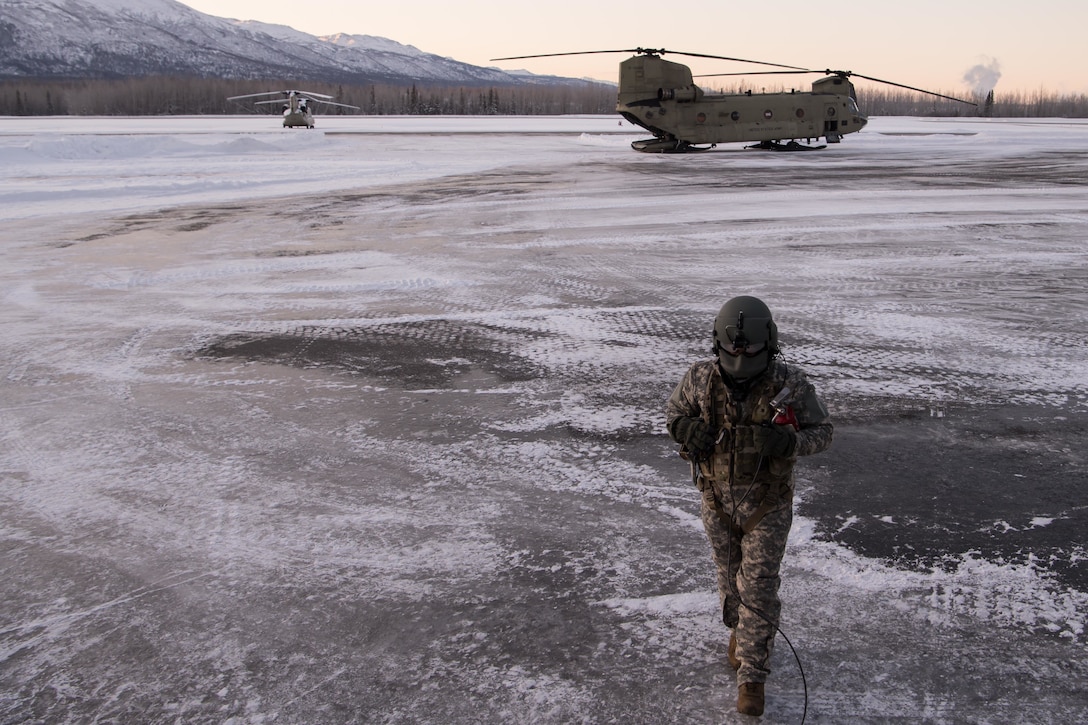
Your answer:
[666,296,833,716]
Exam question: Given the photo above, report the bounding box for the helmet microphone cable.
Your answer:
[724,454,809,724]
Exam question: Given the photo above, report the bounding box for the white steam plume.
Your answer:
[963,57,1001,95]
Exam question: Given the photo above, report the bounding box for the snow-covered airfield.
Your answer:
[2,114,1086,723]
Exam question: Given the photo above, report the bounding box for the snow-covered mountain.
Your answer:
[0,0,583,86]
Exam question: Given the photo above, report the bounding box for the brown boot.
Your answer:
[728,632,740,671]
[737,681,765,716]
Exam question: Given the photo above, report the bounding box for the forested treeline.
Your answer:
[855,87,1088,118]
[702,82,1088,118]
[2,76,1086,117]
[0,77,616,116]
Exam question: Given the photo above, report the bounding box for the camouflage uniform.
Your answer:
[666,358,832,684]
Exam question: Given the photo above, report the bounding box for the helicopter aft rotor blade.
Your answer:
[230,90,338,101]
[491,48,808,71]
[251,98,359,110]
[308,99,362,110]
[491,49,651,60]
[665,50,806,70]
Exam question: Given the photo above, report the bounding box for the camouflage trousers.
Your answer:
[699,481,793,684]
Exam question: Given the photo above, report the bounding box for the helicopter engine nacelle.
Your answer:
[658,86,705,103]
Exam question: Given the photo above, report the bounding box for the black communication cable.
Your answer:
[722,451,810,724]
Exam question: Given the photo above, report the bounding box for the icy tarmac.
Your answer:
[1,115,1087,723]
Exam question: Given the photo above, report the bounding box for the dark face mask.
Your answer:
[716,337,770,381]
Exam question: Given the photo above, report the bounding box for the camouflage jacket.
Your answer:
[666,358,833,487]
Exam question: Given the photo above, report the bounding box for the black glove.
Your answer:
[670,416,716,454]
[752,424,797,458]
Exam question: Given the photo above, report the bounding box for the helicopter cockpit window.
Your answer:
[848,98,861,114]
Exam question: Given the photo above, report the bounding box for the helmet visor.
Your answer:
[717,339,767,358]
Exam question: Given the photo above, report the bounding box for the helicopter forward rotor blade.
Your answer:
[695,70,822,78]
[491,48,807,71]
[292,90,335,100]
[227,91,285,101]
[698,68,978,106]
[839,72,978,106]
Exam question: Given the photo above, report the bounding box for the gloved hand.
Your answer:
[752,424,797,458]
[670,416,716,454]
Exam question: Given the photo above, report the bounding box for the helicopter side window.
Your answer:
[730,111,740,121]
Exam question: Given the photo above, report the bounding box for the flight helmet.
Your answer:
[712,295,779,380]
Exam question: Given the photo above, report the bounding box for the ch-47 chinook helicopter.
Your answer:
[227,89,360,128]
[492,48,977,152]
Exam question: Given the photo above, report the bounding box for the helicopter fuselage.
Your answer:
[283,108,315,128]
[282,98,315,128]
[228,89,357,129]
[617,55,868,151]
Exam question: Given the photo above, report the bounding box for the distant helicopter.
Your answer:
[227,89,360,128]
[492,48,977,152]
